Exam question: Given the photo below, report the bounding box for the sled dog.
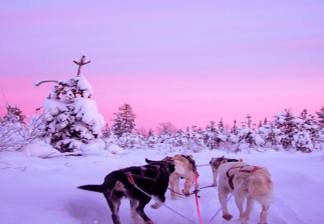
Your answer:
[162,154,197,199]
[209,157,242,186]
[78,159,175,224]
[210,157,273,224]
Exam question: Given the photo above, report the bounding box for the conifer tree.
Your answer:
[112,103,136,138]
[2,105,25,124]
[39,56,105,152]
[316,106,324,128]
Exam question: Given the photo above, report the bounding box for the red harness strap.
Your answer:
[127,174,136,185]
[226,165,262,190]
[193,171,203,224]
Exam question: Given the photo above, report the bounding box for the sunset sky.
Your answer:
[0,0,323,130]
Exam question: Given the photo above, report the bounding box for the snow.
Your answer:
[1,148,324,224]
[22,139,60,158]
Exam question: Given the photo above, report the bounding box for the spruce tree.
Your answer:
[2,105,25,124]
[316,106,324,128]
[40,56,105,152]
[112,103,136,138]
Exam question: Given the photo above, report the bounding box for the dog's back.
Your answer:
[248,168,273,203]
[219,162,272,197]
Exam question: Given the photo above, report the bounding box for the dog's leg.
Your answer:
[104,192,123,224]
[151,189,166,209]
[218,187,233,221]
[234,191,246,223]
[183,175,194,196]
[259,204,269,224]
[170,173,180,200]
[130,199,140,224]
[136,197,154,224]
[151,197,163,209]
[243,196,254,224]
[211,168,218,187]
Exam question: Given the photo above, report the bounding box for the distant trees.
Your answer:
[103,106,323,153]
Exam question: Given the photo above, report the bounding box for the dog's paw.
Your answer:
[145,220,155,224]
[222,213,233,221]
[151,203,162,209]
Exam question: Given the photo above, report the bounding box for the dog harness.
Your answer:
[181,155,197,172]
[226,165,262,190]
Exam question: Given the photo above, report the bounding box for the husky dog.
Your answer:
[209,157,242,187]
[162,154,197,199]
[210,157,273,224]
[78,159,175,224]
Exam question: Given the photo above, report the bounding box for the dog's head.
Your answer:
[145,158,175,174]
[209,156,242,170]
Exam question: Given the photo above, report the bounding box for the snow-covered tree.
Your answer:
[39,56,105,152]
[203,120,226,149]
[0,105,29,151]
[145,129,158,148]
[112,103,136,138]
[1,105,25,124]
[316,106,324,128]
[291,109,320,152]
[182,126,204,152]
[272,109,298,149]
[237,127,264,150]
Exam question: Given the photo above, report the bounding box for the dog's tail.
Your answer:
[78,184,104,193]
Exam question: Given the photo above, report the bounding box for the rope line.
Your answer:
[127,175,197,224]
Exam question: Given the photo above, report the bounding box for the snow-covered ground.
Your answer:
[1,149,324,224]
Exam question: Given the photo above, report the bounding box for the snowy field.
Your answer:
[1,149,324,224]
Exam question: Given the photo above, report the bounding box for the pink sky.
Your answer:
[0,0,324,130]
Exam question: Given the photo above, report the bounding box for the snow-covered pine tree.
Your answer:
[316,106,324,128]
[2,105,25,124]
[272,109,298,150]
[112,103,136,138]
[146,129,158,148]
[203,120,223,149]
[291,109,320,152]
[181,126,204,152]
[228,119,239,146]
[0,105,27,151]
[40,56,105,152]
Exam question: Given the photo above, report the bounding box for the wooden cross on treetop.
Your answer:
[73,55,91,76]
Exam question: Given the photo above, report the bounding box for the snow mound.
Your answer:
[106,143,126,155]
[22,140,59,158]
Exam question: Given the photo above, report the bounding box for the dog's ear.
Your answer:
[145,158,154,164]
[165,160,175,173]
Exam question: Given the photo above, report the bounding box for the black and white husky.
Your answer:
[78,159,175,224]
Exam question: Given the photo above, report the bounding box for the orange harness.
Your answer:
[226,165,262,190]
